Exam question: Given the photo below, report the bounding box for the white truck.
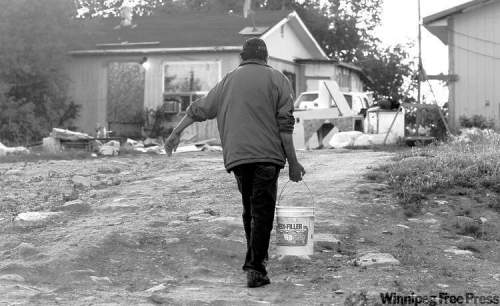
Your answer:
[294,90,373,115]
[291,81,404,150]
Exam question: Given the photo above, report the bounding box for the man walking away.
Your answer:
[164,38,305,288]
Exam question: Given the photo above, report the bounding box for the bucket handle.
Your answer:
[277,180,316,207]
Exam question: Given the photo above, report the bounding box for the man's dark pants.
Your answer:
[233,162,280,276]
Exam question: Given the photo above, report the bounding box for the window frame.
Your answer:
[162,60,222,111]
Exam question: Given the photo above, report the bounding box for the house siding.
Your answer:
[299,62,363,93]
[264,21,315,62]
[68,52,240,137]
[451,0,500,129]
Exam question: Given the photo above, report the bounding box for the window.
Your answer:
[163,61,221,111]
[343,94,353,108]
[337,68,351,90]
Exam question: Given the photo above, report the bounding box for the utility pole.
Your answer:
[417,0,422,105]
[416,0,422,136]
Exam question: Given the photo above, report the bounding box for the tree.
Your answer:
[0,0,81,145]
[360,44,417,103]
[288,0,382,62]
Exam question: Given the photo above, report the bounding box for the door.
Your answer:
[107,62,145,137]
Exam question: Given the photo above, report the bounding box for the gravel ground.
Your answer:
[1,149,499,305]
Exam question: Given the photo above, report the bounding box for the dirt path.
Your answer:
[1,150,499,305]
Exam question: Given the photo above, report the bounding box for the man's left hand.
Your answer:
[164,132,181,156]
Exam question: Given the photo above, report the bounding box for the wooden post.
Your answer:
[383,107,402,145]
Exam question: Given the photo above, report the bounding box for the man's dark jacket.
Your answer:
[186,59,295,171]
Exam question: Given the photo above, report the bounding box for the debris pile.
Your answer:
[325,130,399,149]
[43,128,93,153]
[123,138,166,155]
[174,138,222,153]
[0,142,30,157]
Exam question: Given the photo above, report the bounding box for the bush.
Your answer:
[0,0,81,145]
[459,115,495,129]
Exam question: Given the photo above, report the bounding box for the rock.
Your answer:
[97,166,121,174]
[200,144,222,152]
[334,289,345,295]
[112,233,141,248]
[99,141,120,156]
[161,276,176,283]
[344,291,368,306]
[444,247,474,255]
[381,230,393,235]
[15,211,62,222]
[107,177,121,186]
[187,210,206,217]
[355,253,400,267]
[315,233,341,244]
[58,200,91,212]
[65,269,96,278]
[90,276,112,285]
[0,274,25,282]
[164,238,180,244]
[209,216,241,226]
[72,175,91,187]
[10,243,39,258]
[97,198,140,212]
[188,215,211,222]
[149,293,174,305]
[145,283,167,293]
[90,180,106,188]
[168,220,185,227]
[408,218,439,224]
[62,189,79,202]
[396,224,410,229]
[455,216,478,227]
[5,169,23,176]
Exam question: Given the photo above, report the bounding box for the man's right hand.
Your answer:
[164,131,180,157]
[289,162,305,182]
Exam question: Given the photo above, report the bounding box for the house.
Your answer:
[424,0,500,131]
[68,10,366,140]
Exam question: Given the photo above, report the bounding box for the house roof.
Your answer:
[75,10,292,51]
[423,0,497,44]
[423,0,495,24]
[294,59,363,73]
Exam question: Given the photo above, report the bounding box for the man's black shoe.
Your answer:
[247,270,270,288]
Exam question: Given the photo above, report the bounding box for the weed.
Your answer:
[370,129,500,213]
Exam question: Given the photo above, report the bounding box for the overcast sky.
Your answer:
[377,0,471,102]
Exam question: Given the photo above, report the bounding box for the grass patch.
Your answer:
[371,129,500,212]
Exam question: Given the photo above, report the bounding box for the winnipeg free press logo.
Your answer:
[380,292,500,305]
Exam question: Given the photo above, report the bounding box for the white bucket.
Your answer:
[275,206,314,256]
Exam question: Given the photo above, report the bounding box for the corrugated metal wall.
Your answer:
[452,1,500,129]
